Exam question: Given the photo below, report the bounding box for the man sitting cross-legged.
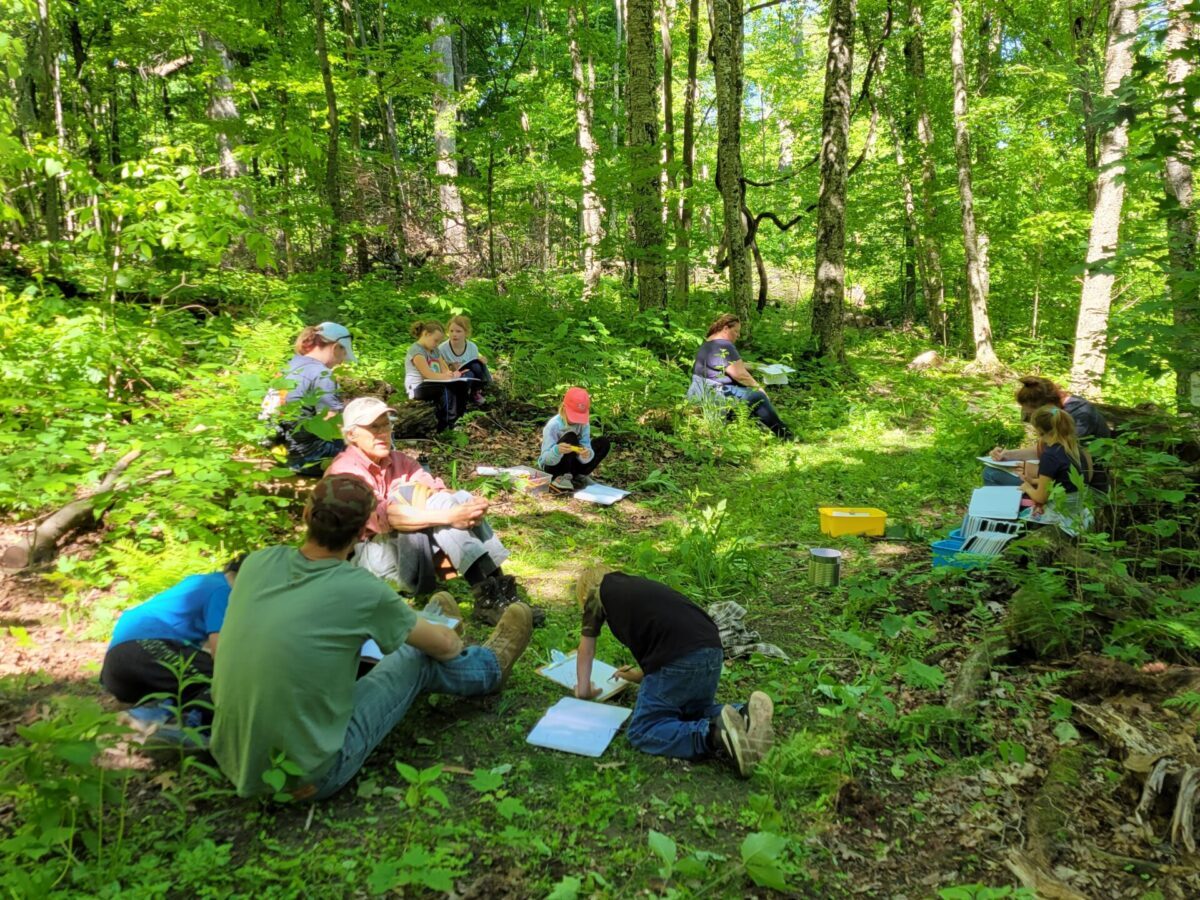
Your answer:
[211,474,533,800]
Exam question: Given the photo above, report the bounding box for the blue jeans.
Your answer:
[982,466,1022,487]
[626,646,725,760]
[311,645,500,799]
[721,385,792,439]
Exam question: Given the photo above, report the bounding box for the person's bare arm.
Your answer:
[724,359,759,389]
[387,497,486,532]
[1021,472,1051,505]
[405,619,463,661]
[992,446,1038,461]
[413,354,454,382]
[204,633,219,659]
[575,636,602,699]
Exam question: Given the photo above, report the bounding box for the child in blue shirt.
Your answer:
[101,556,245,721]
[537,387,612,491]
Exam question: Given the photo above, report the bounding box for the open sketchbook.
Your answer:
[360,608,461,662]
[527,697,633,757]
[537,649,628,703]
[976,455,1030,471]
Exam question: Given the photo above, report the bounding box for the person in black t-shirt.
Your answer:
[572,566,775,777]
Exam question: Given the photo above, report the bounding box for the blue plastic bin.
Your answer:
[931,538,990,570]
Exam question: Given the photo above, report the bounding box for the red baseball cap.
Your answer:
[563,387,591,425]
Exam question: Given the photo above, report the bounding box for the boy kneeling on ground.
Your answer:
[573,565,775,777]
[211,474,533,800]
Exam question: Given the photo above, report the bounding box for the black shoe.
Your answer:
[472,577,507,626]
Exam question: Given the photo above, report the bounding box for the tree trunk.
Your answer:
[36,0,67,244]
[314,0,344,270]
[370,0,409,272]
[201,34,248,182]
[1070,0,1139,397]
[341,0,370,276]
[907,0,946,343]
[672,0,700,305]
[626,0,668,309]
[1073,7,1101,210]
[810,0,855,361]
[883,88,924,326]
[661,0,676,233]
[432,16,469,268]
[711,0,752,322]
[1163,0,1197,413]
[569,4,605,298]
[950,0,999,369]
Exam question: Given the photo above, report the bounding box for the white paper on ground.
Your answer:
[572,483,630,506]
[757,363,796,386]
[968,486,1023,520]
[538,649,627,702]
[360,609,461,661]
[976,456,1026,470]
[526,697,633,757]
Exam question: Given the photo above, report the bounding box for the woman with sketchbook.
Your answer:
[985,375,1110,487]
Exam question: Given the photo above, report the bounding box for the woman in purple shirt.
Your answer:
[686,314,793,439]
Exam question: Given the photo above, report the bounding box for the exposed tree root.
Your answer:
[1004,848,1089,900]
[946,628,1010,714]
[1026,744,1085,870]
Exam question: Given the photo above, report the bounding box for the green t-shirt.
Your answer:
[211,546,418,798]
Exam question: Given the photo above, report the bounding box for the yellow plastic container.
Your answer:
[819,507,888,538]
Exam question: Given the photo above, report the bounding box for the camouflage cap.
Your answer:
[307,474,377,533]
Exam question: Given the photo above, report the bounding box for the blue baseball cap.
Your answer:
[316,322,356,362]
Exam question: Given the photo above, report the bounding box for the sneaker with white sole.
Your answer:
[718,704,762,777]
[746,691,775,761]
[118,701,175,737]
[550,474,575,492]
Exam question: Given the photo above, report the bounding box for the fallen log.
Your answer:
[1010,528,1157,617]
[2,450,141,569]
[1026,744,1086,870]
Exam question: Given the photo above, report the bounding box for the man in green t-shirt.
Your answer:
[211,474,533,800]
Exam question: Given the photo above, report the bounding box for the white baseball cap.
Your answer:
[342,397,396,430]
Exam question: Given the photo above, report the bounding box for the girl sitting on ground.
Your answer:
[438,315,491,406]
[538,387,612,492]
[404,320,472,430]
[986,375,1111,486]
[1017,405,1108,530]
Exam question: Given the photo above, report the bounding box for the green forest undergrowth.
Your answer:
[1,269,1198,898]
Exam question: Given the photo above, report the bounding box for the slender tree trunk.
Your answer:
[908,0,946,343]
[612,0,626,245]
[661,0,676,230]
[341,0,370,275]
[1163,0,1197,412]
[1073,7,1101,210]
[314,0,344,270]
[275,0,295,274]
[201,34,247,181]
[950,0,999,369]
[36,0,67,243]
[432,16,469,268]
[810,0,855,361]
[711,0,751,322]
[626,0,667,309]
[883,88,926,328]
[1070,0,1139,397]
[672,0,699,305]
[569,4,605,297]
[369,0,409,271]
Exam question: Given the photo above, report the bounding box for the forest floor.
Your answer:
[2,338,1198,898]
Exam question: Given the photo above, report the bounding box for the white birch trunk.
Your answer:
[570,5,605,297]
[951,0,999,369]
[432,16,469,266]
[1070,0,1139,397]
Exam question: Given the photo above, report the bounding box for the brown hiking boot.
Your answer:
[482,602,533,687]
[423,592,464,636]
